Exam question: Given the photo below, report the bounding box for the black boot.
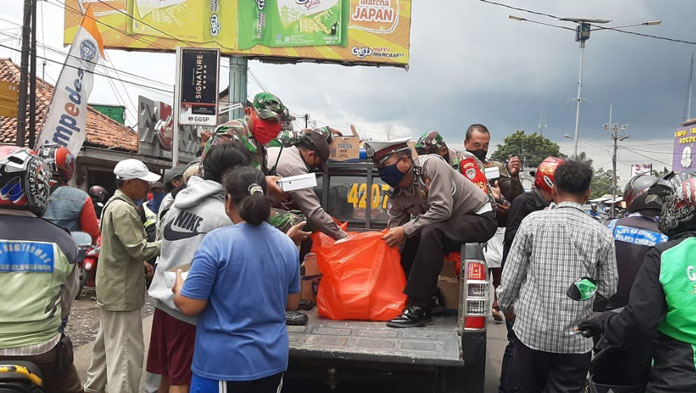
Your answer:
[387,302,432,328]
[286,311,308,326]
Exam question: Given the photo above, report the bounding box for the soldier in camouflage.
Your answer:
[414,131,461,170]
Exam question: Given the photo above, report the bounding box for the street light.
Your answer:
[509,16,662,159]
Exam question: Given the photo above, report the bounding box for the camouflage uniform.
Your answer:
[415,131,460,170]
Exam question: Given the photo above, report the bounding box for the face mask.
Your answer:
[250,110,282,145]
[379,163,406,187]
[467,149,487,162]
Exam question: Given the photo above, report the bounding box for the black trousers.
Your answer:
[400,211,497,301]
[498,319,517,393]
[225,372,284,393]
[513,340,591,393]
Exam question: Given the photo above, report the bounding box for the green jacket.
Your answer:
[97,190,161,311]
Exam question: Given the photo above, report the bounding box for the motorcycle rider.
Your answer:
[0,145,83,392]
[89,185,109,218]
[594,174,669,311]
[38,144,100,243]
[579,171,696,392]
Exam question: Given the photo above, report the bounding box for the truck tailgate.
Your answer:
[288,309,464,367]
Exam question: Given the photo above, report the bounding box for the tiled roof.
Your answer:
[0,58,137,152]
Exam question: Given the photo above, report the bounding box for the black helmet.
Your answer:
[624,175,665,213]
[658,171,696,237]
[89,185,109,204]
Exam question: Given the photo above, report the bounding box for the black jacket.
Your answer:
[603,232,696,392]
[502,189,548,267]
[594,212,667,311]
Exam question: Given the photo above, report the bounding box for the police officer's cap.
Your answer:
[364,137,412,165]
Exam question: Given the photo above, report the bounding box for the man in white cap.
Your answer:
[365,138,497,328]
[84,159,162,393]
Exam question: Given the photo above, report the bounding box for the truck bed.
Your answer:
[288,308,464,367]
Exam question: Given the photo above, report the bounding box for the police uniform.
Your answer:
[267,144,347,240]
[368,139,498,305]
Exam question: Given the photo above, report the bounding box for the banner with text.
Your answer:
[38,7,104,154]
[177,48,220,127]
[673,121,696,171]
[63,0,411,68]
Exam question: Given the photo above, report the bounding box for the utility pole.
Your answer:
[16,0,33,146]
[604,104,628,219]
[304,113,309,128]
[688,53,694,121]
[537,107,547,137]
[29,0,37,148]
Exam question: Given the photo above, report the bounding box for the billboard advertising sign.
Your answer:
[673,120,696,171]
[63,0,411,67]
[630,164,652,177]
[177,48,220,127]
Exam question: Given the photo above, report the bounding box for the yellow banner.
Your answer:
[63,0,410,67]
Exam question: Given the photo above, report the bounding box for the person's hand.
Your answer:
[383,226,406,248]
[287,221,311,246]
[329,126,343,137]
[144,262,154,279]
[172,269,184,295]
[490,180,502,201]
[507,156,521,177]
[266,176,288,203]
[577,312,604,338]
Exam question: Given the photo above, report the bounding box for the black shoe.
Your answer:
[286,311,308,326]
[387,304,433,328]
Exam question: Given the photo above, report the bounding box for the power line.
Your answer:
[479,0,561,20]
[593,25,696,46]
[0,29,173,90]
[0,42,174,94]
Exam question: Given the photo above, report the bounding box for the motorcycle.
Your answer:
[71,232,95,299]
[77,237,100,299]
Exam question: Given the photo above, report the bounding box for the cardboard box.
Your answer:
[301,253,321,301]
[329,136,360,162]
[439,258,459,279]
[437,275,460,311]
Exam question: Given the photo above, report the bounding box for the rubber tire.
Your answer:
[75,264,87,299]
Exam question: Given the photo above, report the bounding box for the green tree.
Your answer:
[491,130,566,168]
[590,168,617,199]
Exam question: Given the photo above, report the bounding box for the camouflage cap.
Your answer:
[252,92,290,123]
[415,131,447,154]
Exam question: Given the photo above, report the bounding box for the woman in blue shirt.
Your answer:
[173,166,300,393]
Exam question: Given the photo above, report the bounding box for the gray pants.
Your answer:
[84,308,144,393]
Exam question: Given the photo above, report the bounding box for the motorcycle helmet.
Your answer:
[623,175,667,213]
[0,145,52,216]
[89,185,109,204]
[534,156,565,194]
[36,144,75,184]
[658,171,696,237]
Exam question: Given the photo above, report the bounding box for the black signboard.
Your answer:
[178,48,219,126]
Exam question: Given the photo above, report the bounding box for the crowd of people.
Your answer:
[0,91,695,393]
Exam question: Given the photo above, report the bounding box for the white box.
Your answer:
[278,173,317,192]
[484,166,500,180]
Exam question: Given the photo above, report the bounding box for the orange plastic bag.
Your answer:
[314,230,407,321]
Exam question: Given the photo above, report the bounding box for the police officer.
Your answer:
[365,138,497,328]
[595,174,670,311]
[0,146,83,392]
[579,171,696,392]
[267,129,347,240]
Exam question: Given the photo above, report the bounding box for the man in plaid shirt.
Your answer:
[497,161,618,393]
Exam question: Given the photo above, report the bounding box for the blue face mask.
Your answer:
[379,163,406,187]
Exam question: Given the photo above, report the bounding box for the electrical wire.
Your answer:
[619,146,672,165]
[0,42,174,94]
[0,29,173,90]
[593,25,696,46]
[478,0,561,20]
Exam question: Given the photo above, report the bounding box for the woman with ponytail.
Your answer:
[172,166,300,393]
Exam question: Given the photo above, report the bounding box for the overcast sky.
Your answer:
[2,0,695,183]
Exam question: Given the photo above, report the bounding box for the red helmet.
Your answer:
[534,156,565,194]
[36,144,75,183]
[0,145,52,216]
